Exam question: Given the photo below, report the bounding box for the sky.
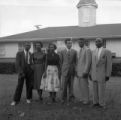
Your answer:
[0,0,121,37]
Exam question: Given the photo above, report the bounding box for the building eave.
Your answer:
[77,3,98,8]
[0,35,121,43]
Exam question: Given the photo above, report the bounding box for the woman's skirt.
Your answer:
[33,64,44,89]
[40,65,60,92]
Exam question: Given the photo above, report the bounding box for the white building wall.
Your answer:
[56,40,80,52]
[0,43,18,58]
[5,43,18,58]
[1,40,121,58]
[106,40,121,57]
[86,39,121,57]
[0,42,34,58]
[56,40,95,52]
[90,40,96,50]
[56,40,96,51]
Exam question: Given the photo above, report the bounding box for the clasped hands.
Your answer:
[75,72,88,78]
[88,74,109,82]
[19,72,25,78]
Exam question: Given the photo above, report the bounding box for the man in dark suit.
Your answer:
[59,38,77,103]
[11,42,33,106]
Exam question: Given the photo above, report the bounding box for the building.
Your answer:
[0,0,121,63]
[77,0,98,27]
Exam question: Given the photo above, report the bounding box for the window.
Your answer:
[42,48,47,53]
[85,39,90,47]
[18,43,24,51]
[103,39,106,48]
[0,44,5,56]
[33,43,36,52]
[56,41,65,52]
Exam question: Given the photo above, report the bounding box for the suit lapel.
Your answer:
[64,49,68,56]
[99,48,105,60]
[94,49,98,65]
[70,49,73,56]
[21,51,26,65]
[96,48,105,65]
[79,48,82,59]
[29,52,32,64]
[79,47,85,60]
[22,51,25,61]
[22,51,31,64]
[65,48,72,56]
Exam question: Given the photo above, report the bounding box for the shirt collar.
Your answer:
[24,49,26,55]
[66,47,71,52]
[24,49,29,55]
[97,47,103,51]
[79,46,85,51]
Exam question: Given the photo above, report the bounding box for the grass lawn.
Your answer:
[0,74,121,120]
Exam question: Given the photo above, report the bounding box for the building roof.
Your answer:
[0,24,121,43]
[77,0,98,8]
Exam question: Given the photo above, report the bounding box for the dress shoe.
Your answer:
[79,99,83,102]
[61,100,66,104]
[26,99,31,104]
[52,98,56,103]
[39,97,43,101]
[10,101,17,106]
[98,105,106,109]
[92,103,100,107]
[69,96,75,102]
[83,101,89,105]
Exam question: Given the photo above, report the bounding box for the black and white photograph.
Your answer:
[0,0,121,120]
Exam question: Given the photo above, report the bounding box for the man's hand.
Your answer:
[105,76,109,82]
[43,72,47,78]
[75,71,79,78]
[82,73,88,78]
[19,72,25,79]
[58,71,61,80]
[89,74,92,81]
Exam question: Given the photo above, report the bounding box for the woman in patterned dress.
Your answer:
[40,43,61,103]
[32,42,45,100]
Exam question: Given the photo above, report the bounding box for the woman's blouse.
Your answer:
[32,52,45,64]
[46,52,60,66]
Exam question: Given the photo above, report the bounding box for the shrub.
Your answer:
[0,63,16,74]
[0,62,121,76]
[112,63,121,76]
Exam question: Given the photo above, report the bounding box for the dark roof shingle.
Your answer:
[0,24,121,42]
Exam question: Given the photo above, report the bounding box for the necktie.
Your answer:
[26,52,29,64]
[96,48,99,61]
[68,50,70,55]
[67,50,71,62]
[79,48,82,59]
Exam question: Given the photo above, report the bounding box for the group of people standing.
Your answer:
[11,37,112,109]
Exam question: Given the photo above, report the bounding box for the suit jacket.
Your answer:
[77,46,92,77]
[16,51,32,74]
[91,48,112,82]
[59,48,77,77]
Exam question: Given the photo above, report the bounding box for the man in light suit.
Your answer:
[76,38,92,104]
[59,38,77,103]
[11,42,33,106]
[90,38,112,108]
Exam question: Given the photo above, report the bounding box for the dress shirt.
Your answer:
[66,48,71,52]
[24,50,30,64]
[97,47,103,60]
[78,47,84,59]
